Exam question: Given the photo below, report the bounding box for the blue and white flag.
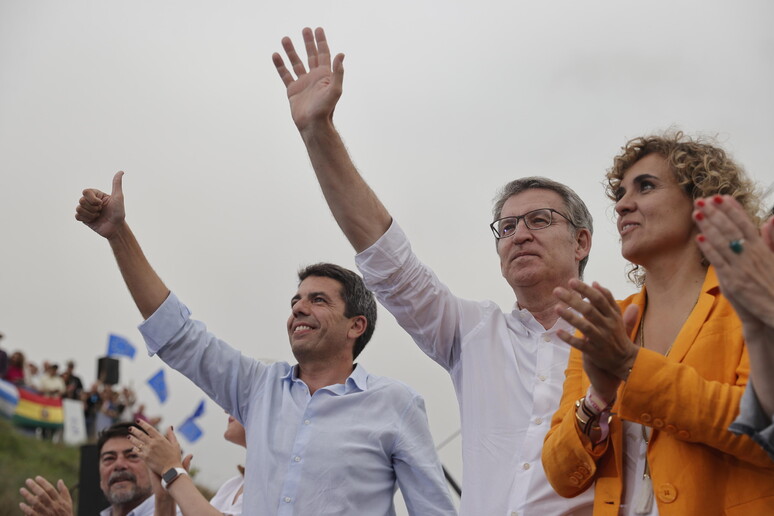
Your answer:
[147,369,168,403]
[191,399,205,419]
[0,379,19,419]
[107,334,136,359]
[177,417,203,443]
[177,399,206,443]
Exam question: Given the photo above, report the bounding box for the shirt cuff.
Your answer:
[355,220,411,285]
[729,381,774,460]
[138,292,192,356]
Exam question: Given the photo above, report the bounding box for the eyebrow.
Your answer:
[632,173,658,185]
[290,291,332,304]
[616,173,659,198]
[100,447,134,459]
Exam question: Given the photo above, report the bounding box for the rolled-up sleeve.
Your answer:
[730,381,774,461]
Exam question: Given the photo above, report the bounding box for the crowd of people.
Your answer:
[0,342,160,441]
[14,26,774,516]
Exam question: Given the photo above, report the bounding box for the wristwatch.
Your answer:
[161,467,187,490]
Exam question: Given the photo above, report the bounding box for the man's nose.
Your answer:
[292,299,310,316]
[509,218,534,243]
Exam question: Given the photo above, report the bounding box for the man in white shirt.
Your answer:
[273,28,596,516]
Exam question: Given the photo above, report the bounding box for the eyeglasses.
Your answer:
[489,208,573,239]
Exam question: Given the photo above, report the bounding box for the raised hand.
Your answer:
[694,195,774,327]
[128,420,188,476]
[554,280,640,401]
[19,476,73,516]
[75,171,126,239]
[273,27,345,132]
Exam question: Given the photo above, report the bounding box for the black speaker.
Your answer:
[97,357,119,385]
[77,444,110,516]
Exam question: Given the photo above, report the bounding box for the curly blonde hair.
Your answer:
[605,131,762,285]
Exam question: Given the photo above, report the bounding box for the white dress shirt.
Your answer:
[356,221,594,516]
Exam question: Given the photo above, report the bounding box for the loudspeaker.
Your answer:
[97,357,119,385]
[77,444,109,516]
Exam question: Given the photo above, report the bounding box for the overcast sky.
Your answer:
[1,1,772,511]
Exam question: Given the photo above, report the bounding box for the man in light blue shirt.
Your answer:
[74,173,456,516]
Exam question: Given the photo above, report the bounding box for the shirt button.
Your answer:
[537,374,546,382]
[294,456,301,462]
[534,417,543,425]
[522,462,530,470]
[304,419,311,425]
[511,512,519,516]
[542,335,551,342]
[284,497,291,503]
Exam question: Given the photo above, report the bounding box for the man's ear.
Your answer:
[574,227,592,263]
[347,315,367,341]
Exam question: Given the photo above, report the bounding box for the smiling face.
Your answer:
[98,437,152,508]
[497,189,590,292]
[286,275,364,364]
[614,153,696,266]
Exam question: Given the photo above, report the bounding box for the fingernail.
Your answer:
[694,212,704,221]
[696,199,705,208]
[713,195,723,204]
[697,234,706,243]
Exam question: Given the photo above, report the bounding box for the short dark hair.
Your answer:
[492,177,594,279]
[298,263,377,360]
[97,422,146,454]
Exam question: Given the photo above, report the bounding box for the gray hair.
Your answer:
[492,176,593,278]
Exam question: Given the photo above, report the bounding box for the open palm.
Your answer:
[273,27,345,131]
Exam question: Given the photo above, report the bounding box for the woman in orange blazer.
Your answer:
[542,133,774,515]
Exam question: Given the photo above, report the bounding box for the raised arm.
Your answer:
[75,172,169,319]
[694,195,774,417]
[273,27,391,252]
[129,421,227,516]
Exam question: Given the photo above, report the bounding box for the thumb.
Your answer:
[111,171,125,198]
[182,454,193,471]
[332,53,345,88]
[622,304,640,338]
[57,480,72,504]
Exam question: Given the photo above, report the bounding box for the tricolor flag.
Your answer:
[13,388,64,429]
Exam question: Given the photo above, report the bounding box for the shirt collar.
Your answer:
[100,494,155,516]
[511,303,574,334]
[280,363,370,395]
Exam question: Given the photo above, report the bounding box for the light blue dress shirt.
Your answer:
[730,380,774,461]
[139,292,456,516]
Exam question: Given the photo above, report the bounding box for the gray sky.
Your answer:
[1,0,772,511]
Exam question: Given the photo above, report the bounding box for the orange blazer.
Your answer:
[542,267,774,515]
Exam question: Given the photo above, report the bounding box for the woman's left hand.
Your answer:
[694,195,774,327]
[555,279,640,398]
[127,420,187,476]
